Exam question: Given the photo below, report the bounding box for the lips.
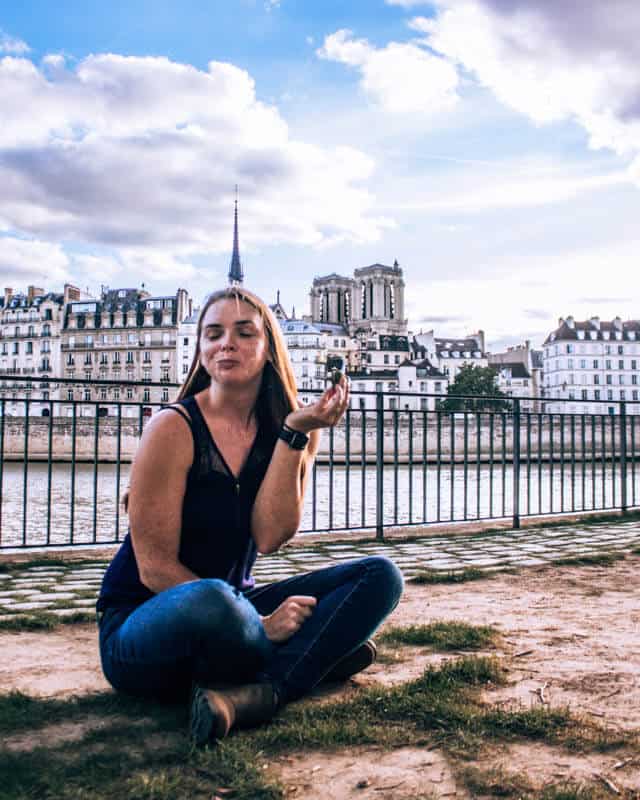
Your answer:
[216,359,239,367]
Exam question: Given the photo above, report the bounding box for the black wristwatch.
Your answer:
[278,423,310,450]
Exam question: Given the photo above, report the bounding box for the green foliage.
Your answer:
[437,363,511,412]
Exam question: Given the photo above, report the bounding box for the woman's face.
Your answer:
[199,297,270,388]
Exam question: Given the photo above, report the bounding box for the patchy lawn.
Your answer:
[1,555,640,798]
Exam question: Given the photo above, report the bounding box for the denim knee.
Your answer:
[361,556,404,610]
[182,579,271,670]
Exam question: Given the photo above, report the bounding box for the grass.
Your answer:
[550,552,626,568]
[379,621,499,651]
[409,566,488,584]
[0,654,633,800]
[0,610,95,632]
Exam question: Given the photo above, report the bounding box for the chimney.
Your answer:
[27,286,45,302]
[613,316,623,331]
[590,316,600,330]
[558,317,565,328]
[64,283,80,304]
[566,315,575,329]
[3,288,13,305]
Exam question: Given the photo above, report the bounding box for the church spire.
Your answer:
[228,186,244,286]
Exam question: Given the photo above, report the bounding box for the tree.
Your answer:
[437,364,511,413]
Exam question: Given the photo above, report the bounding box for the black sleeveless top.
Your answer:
[97,395,278,612]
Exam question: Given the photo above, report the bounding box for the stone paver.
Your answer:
[0,518,637,619]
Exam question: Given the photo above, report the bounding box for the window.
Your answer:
[341,339,346,348]
[375,382,383,392]
[394,355,400,364]
[383,354,389,364]
[67,389,73,401]
[162,333,170,346]
[113,352,120,364]
[618,345,624,355]
[84,389,90,401]
[143,388,150,403]
[26,341,33,354]
[126,351,134,363]
[86,335,93,346]
[102,334,110,344]
[435,382,442,392]
[633,390,639,401]
[128,333,137,343]
[632,360,637,370]
[566,344,573,353]
[333,339,339,347]
[100,353,108,365]
[620,390,626,400]
[605,345,611,354]
[114,387,120,400]
[182,363,189,374]
[607,389,613,401]
[84,354,92,365]
[606,375,612,385]
[619,375,625,385]
[420,398,428,410]
[389,398,396,410]
[183,337,189,346]
[12,342,19,354]
[162,388,169,403]
[143,369,151,382]
[632,375,638,385]
[581,389,588,400]
[143,351,151,363]
[594,389,601,400]
[100,388,107,400]
[44,309,52,321]
[605,360,612,370]
[113,334,122,344]
[580,359,586,369]
[618,360,624,370]
[568,359,573,369]
[126,387,133,400]
[594,375,600,385]
[593,359,599,369]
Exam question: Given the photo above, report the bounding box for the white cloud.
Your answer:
[0,32,30,54]
[0,236,72,285]
[407,236,640,346]
[317,29,459,114]
[409,1,640,161]
[0,52,390,276]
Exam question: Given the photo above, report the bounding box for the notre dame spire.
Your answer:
[228,186,243,286]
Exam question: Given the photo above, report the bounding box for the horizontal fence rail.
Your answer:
[0,377,639,548]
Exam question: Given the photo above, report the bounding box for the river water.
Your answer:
[1,459,638,548]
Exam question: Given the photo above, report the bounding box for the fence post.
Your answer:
[620,401,627,515]
[376,391,384,540]
[512,398,521,530]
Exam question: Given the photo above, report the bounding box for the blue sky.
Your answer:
[1,0,639,350]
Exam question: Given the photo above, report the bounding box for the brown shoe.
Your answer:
[189,682,278,745]
[323,640,377,682]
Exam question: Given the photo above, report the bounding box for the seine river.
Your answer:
[1,459,638,549]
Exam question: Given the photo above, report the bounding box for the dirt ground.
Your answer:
[2,558,639,797]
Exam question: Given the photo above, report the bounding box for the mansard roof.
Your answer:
[1,291,63,310]
[499,362,531,379]
[412,358,447,378]
[435,336,483,354]
[543,318,640,345]
[280,319,322,335]
[378,334,409,351]
[347,369,398,380]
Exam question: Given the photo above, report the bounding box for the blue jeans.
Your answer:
[99,556,403,704]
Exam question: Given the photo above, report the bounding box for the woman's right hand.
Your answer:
[261,595,317,643]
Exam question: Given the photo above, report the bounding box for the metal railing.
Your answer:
[0,375,638,549]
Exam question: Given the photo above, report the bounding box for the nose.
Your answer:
[218,330,236,351]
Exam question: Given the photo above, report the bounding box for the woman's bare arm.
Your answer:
[251,379,348,554]
[128,410,198,593]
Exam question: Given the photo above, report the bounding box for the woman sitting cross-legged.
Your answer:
[96,287,404,744]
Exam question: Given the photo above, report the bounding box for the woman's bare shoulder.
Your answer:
[136,405,194,468]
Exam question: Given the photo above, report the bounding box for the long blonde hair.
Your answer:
[178,286,298,436]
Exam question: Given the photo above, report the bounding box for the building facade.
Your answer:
[60,287,191,415]
[542,316,640,415]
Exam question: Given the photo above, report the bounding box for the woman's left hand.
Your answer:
[284,374,350,434]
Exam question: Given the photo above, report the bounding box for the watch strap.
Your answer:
[278,424,309,450]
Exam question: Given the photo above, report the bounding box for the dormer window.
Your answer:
[629,331,636,341]
[463,351,470,358]
[603,331,610,340]
[590,331,597,340]
[577,330,585,339]
[615,331,622,340]
[441,351,449,358]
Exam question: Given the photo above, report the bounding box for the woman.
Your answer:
[97,287,403,745]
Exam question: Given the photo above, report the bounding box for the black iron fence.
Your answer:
[0,376,638,549]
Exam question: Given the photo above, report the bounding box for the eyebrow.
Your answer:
[203,319,258,330]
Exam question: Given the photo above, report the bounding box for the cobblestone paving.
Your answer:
[0,519,638,622]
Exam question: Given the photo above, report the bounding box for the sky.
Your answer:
[0,0,638,352]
